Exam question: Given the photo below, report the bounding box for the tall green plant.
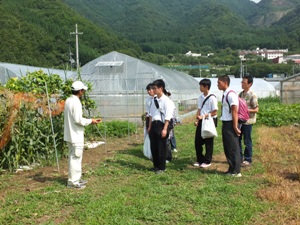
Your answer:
[0,71,97,171]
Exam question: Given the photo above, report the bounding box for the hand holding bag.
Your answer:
[201,113,218,139]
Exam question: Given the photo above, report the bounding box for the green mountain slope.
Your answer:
[218,0,257,19]
[2,0,300,69]
[0,0,142,68]
[270,5,300,49]
[249,0,300,27]
[63,0,260,53]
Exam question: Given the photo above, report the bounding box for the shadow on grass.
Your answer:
[27,172,66,186]
[106,158,151,171]
[283,172,300,181]
[113,149,227,176]
[167,159,227,175]
[118,148,147,160]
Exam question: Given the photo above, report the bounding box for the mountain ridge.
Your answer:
[1,0,300,68]
[63,0,300,54]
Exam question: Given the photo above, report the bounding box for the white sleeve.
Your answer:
[198,95,202,109]
[211,96,218,111]
[228,92,239,107]
[73,101,92,126]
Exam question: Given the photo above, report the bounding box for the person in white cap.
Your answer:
[64,80,101,189]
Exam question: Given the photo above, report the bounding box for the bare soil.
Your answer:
[0,136,142,199]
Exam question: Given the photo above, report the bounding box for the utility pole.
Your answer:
[240,58,243,78]
[70,24,83,72]
[199,61,202,78]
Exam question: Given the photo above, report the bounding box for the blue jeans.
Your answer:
[239,124,253,163]
[170,131,177,150]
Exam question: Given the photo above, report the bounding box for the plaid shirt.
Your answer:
[239,90,259,124]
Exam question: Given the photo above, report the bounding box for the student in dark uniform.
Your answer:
[218,75,242,177]
[148,79,174,174]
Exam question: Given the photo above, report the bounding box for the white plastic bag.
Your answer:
[201,114,217,139]
[143,134,152,159]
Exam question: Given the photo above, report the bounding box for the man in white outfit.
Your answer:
[64,81,101,189]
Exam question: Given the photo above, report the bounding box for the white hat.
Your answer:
[71,81,88,91]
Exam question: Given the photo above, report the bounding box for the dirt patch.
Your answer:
[0,136,142,199]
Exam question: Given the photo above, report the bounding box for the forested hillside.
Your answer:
[63,0,300,54]
[1,0,300,69]
[0,0,142,68]
[249,0,300,27]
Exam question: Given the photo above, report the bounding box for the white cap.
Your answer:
[71,81,88,91]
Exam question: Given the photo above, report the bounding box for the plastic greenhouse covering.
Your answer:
[73,51,199,99]
[1,52,277,123]
[0,62,73,84]
[70,51,200,121]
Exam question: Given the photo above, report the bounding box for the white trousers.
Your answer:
[67,142,84,186]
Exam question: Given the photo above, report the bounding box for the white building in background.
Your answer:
[185,51,201,57]
[239,48,288,61]
[271,54,300,64]
[284,54,300,64]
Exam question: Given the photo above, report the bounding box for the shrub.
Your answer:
[85,120,136,139]
[0,71,96,171]
[257,97,300,127]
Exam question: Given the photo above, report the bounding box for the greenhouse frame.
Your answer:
[280,73,300,104]
[0,62,73,84]
[1,54,278,124]
[72,51,200,122]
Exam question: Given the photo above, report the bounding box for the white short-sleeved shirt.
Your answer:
[149,94,174,122]
[220,88,239,121]
[198,92,218,118]
[64,95,92,144]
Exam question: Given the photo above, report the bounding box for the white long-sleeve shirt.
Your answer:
[64,95,92,144]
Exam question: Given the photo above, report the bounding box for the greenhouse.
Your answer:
[280,73,300,104]
[0,62,73,84]
[74,51,200,121]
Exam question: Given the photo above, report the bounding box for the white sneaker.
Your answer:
[79,180,88,185]
[200,163,211,168]
[231,173,242,177]
[172,149,178,153]
[193,162,200,167]
[67,183,86,189]
[166,160,170,163]
[241,161,251,167]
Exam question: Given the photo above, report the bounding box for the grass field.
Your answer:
[0,118,299,224]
